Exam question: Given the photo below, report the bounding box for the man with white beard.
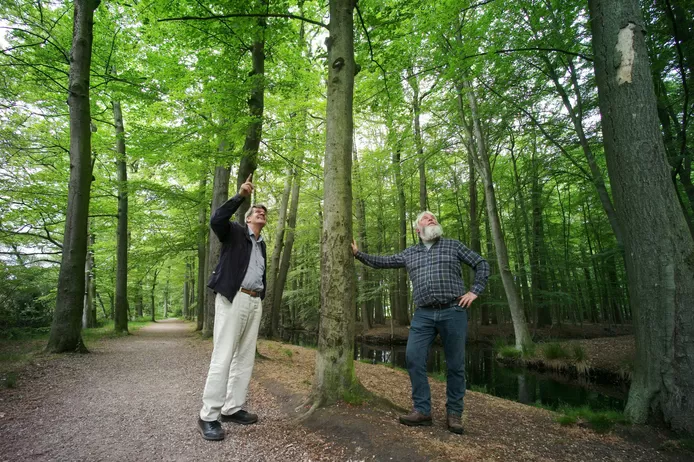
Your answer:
[351,211,489,434]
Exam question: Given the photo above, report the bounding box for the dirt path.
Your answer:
[0,320,407,461]
[1,320,690,462]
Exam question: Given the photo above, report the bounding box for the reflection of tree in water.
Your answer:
[352,342,625,412]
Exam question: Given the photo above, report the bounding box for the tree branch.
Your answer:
[466,47,593,63]
[0,229,63,249]
[355,3,389,99]
[157,13,327,30]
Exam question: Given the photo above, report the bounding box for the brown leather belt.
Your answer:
[240,288,260,298]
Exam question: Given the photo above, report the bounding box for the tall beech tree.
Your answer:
[589,0,694,432]
[47,0,101,353]
[308,0,358,410]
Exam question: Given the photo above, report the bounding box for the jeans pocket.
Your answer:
[454,305,466,312]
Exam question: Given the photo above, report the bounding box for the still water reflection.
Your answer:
[282,331,627,412]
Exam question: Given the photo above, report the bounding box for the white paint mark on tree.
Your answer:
[615,23,637,85]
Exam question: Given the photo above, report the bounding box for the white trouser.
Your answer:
[200,291,262,422]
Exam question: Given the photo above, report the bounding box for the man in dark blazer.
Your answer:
[198,174,268,441]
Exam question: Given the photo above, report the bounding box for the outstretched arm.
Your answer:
[351,239,406,269]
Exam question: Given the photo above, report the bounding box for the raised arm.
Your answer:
[210,174,254,242]
[210,194,245,242]
[351,239,406,269]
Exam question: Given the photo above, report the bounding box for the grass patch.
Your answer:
[282,348,293,358]
[543,342,570,360]
[572,344,587,362]
[342,384,367,406]
[493,337,508,351]
[0,328,51,374]
[531,401,627,434]
[81,320,150,341]
[0,326,51,341]
[522,342,537,359]
[498,345,522,359]
[555,405,628,433]
[557,414,578,426]
[470,384,488,393]
[430,371,447,382]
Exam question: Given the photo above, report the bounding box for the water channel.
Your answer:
[284,331,627,412]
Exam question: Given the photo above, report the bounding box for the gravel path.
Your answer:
[0,320,363,461]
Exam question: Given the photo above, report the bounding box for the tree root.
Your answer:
[294,394,317,413]
[294,397,321,423]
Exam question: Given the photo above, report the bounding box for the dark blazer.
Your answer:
[207,194,267,303]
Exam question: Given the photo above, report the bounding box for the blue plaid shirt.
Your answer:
[355,238,490,308]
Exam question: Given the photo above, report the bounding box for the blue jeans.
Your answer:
[406,306,467,417]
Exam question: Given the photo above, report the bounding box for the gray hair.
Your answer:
[414,211,437,231]
[244,203,267,221]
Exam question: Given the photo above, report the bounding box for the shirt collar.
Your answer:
[247,226,263,242]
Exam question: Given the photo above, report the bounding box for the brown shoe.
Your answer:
[399,410,432,427]
[447,414,464,434]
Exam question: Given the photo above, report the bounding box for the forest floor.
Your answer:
[0,319,690,462]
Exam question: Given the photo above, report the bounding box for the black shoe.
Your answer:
[220,409,259,425]
[198,418,225,440]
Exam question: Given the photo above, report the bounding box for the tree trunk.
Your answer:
[47,0,99,353]
[196,175,207,330]
[113,100,129,333]
[312,0,358,406]
[183,262,190,320]
[542,56,624,247]
[407,68,428,211]
[150,268,158,322]
[273,152,305,336]
[263,173,292,337]
[392,146,409,326]
[467,150,486,325]
[135,281,143,318]
[456,84,487,325]
[509,148,532,321]
[589,0,694,432]
[235,31,265,223]
[164,267,170,319]
[353,146,372,329]
[82,231,96,328]
[203,160,231,338]
[463,79,532,348]
[531,147,551,327]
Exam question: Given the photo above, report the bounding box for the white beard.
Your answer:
[420,224,443,242]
